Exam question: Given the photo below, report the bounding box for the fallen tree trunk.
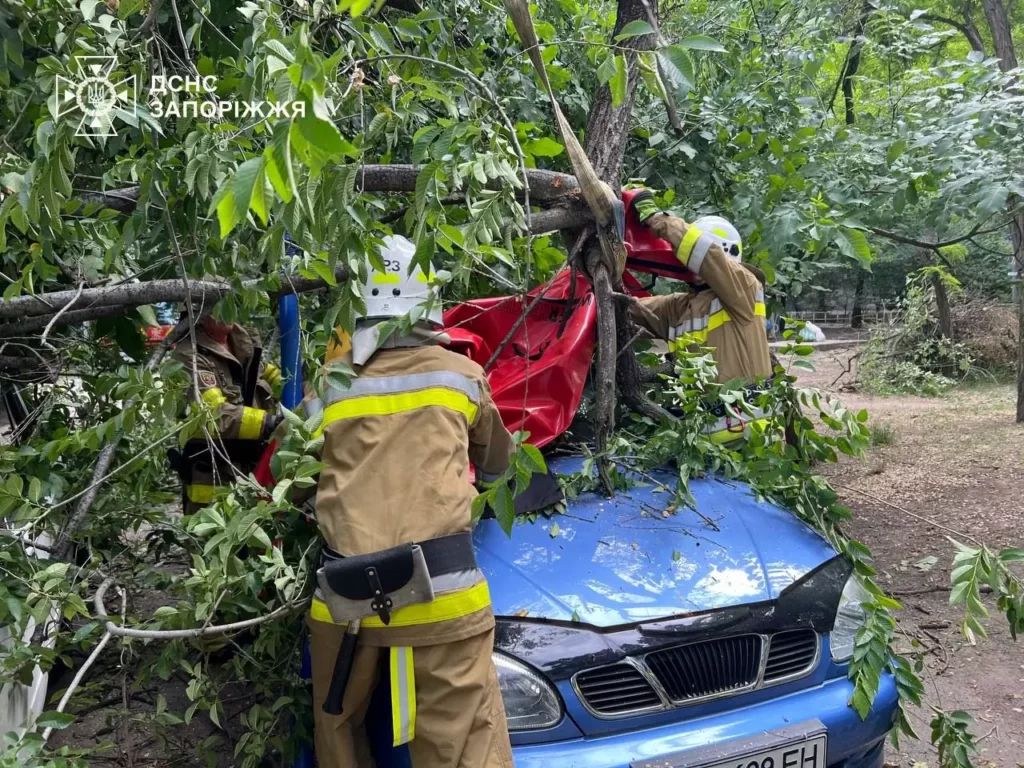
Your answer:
[0,265,354,324]
[79,165,583,213]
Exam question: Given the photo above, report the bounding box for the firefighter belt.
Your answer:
[313,532,479,741]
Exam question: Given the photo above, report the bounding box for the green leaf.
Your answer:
[658,45,694,96]
[264,129,294,204]
[886,140,906,167]
[494,485,515,536]
[230,157,265,231]
[906,179,919,206]
[977,184,1008,215]
[610,55,628,108]
[36,711,75,730]
[298,92,358,159]
[675,34,726,52]
[614,20,655,40]
[549,522,561,537]
[311,259,337,286]
[136,304,158,327]
[835,227,872,267]
[998,547,1024,563]
[72,621,100,643]
[524,137,564,158]
[263,39,295,63]
[211,184,238,239]
[672,550,682,561]
[597,53,616,86]
[520,443,547,473]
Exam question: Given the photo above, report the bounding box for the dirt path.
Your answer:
[795,349,1024,768]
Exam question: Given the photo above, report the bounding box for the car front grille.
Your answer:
[572,663,662,715]
[646,634,762,702]
[764,629,819,682]
[573,631,820,718]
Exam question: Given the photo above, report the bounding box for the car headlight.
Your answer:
[493,652,562,731]
[830,574,870,662]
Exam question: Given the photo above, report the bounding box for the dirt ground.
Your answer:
[794,349,1024,768]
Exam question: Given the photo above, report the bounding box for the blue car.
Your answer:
[472,455,897,768]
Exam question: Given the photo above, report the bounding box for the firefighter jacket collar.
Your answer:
[351,320,451,366]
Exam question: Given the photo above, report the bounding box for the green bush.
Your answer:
[860,268,974,395]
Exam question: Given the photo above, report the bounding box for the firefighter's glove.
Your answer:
[644,212,689,253]
[261,414,286,443]
[611,291,642,310]
[630,189,661,224]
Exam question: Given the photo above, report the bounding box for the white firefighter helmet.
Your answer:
[360,235,442,327]
[693,215,743,262]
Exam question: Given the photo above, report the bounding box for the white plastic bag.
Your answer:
[799,321,826,342]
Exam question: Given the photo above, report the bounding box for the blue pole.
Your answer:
[278,294,302,410]
[279,237,313,768]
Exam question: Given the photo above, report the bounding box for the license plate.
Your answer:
[631,720,827,768]
[709,735,826,768]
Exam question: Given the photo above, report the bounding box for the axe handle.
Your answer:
[322,619,360,716]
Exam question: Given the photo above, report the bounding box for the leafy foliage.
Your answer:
[860,268,974,394]
[930,709,979,768]
[1,0,1022,763]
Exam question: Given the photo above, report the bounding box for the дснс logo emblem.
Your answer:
[55,56,138,138]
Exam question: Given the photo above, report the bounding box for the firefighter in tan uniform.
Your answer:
[305,235,516,768]
[627,194,773,443]
[172,316,282,513]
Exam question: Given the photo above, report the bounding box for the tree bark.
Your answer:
[843,1,871,330]
[840,2,871,127]
[0,264,352,326]
[980,0,1019,70]
[583,0,653,184]
[978,0,1024,420]
[1018,274,1024,422]
[931,270,954,340]
[579,0,668,472]
[851,271,865,329]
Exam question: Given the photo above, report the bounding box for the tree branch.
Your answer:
[919,13,986,53]
[0,265,353,324]
[77,165,582,214]
[866,208,1024,252]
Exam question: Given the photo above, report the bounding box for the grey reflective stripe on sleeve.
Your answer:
[671,315,711,337]
[709,298,724,315]
[754,288,765,302]
[687,233,715,274]
[323,371,480,406]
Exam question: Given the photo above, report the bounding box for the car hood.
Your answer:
[473,456,836,627]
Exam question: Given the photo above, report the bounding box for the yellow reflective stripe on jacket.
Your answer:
[675,227,716,273]
[668,298,767,350]
[239,407,267,440]
[201,387,227,408]
[708,417,769,444]
[186,483,215,503]
[318,389,479,435]
[390,647,416,746]
[315,371,482,436]
[263,364,282,387]
[309,580,491,629]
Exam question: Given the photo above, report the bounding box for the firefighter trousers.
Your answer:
[307,617,514,768]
